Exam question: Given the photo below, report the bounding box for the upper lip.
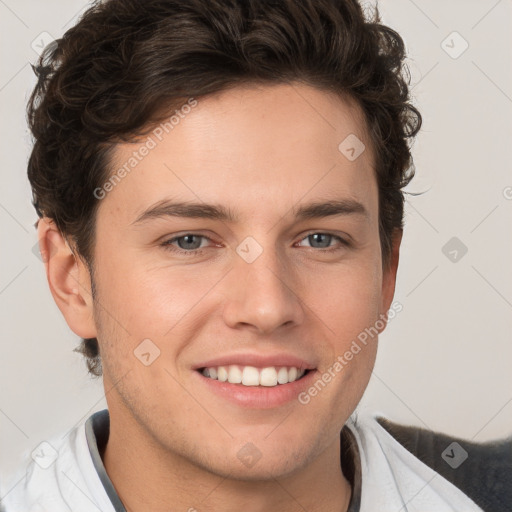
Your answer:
[193,352,317,371]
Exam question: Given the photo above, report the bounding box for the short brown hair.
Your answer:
[28,0,421,376]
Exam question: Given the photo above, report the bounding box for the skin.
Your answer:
[39,82,401,511]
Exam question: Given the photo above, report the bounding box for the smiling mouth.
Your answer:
[197,365,311,387]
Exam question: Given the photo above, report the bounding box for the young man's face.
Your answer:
[74,83,398,478]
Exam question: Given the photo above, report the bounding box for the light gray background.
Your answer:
[1,0,511,483]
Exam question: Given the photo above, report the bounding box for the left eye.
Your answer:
[297,233,342,249]
[166,234,210,251]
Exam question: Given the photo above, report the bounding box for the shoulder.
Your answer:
[1,426,81,511]
[1,411,114,512]
[377,416,512,512]
[349,412,512,512]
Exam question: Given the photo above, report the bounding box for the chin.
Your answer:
[207,432,319,480]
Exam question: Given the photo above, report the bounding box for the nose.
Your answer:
[222,246,305,335]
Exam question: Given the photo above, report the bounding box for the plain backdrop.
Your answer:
[1,0,511,484]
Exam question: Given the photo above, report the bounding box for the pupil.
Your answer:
[178,235,201,250]
[309,233,331,248]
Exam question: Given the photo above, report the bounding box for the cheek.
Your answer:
[305,259,382,337]
[300,272,380,427]
[90,253,229,387]
[301,257,382,404]
[94,249,221,333]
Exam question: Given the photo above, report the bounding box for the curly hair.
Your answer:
[27,0,421,377]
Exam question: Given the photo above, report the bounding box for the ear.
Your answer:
[379,228,402,327]
[37,217,97,339]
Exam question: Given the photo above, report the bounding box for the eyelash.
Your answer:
[160,232,350,255]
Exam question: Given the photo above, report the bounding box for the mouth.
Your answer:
[197,365,311,387]
[192,353,318,408]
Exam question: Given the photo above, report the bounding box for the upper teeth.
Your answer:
[201,365,306,387]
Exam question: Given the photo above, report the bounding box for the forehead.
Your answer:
[102,83,377,223]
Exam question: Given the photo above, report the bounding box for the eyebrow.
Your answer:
[132,201,237,225]
[132,198,368,225]
[293,199,368,221]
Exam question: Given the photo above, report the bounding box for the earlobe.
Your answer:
[37,217,97,339]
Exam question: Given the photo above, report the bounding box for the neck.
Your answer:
[102,408,352,512]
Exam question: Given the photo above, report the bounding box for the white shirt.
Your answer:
[0,409,484,511]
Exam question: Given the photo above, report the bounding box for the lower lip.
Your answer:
[194,370,318,409]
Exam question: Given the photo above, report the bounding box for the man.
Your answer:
[1,0,509,510]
